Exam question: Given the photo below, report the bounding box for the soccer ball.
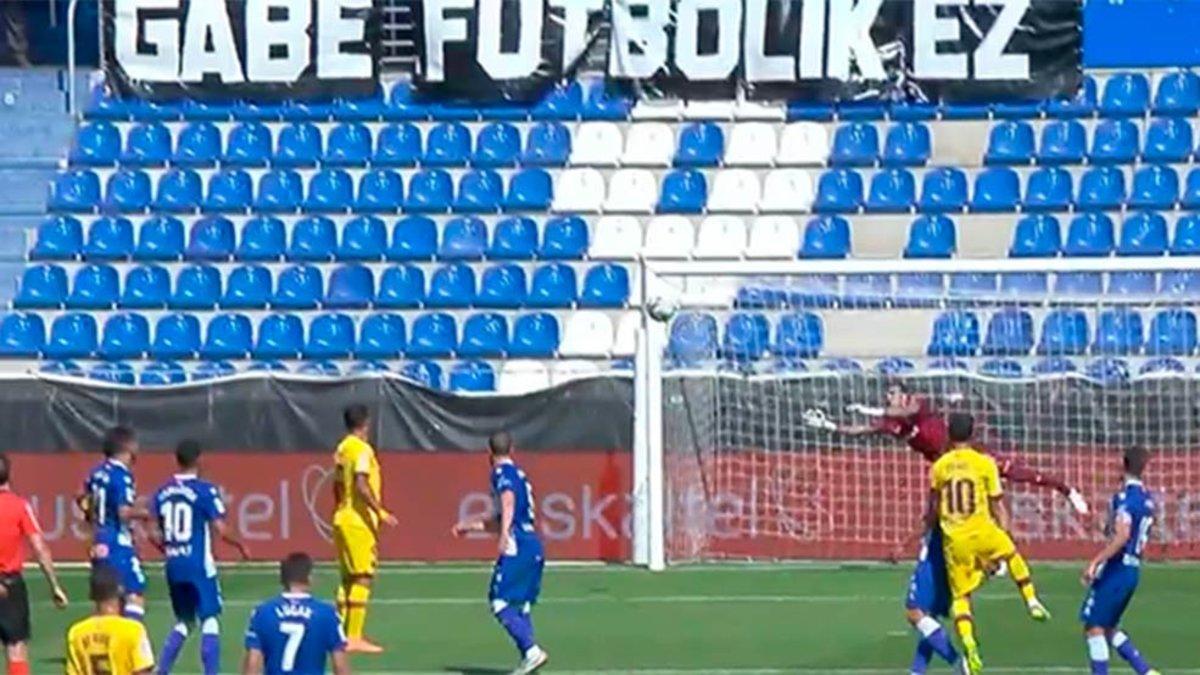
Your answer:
[646,296,680,323]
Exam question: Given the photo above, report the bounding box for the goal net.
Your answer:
[644,257,1200,564]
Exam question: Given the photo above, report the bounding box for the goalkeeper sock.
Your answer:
[1111,631,1152,674]
[495,605,536,656]
[346,582,371,639]
[909,640,932,675]
[1087,633,1110,674]
[951,598,977,648]
[1006,553,1040,604]
[914,616,959,664]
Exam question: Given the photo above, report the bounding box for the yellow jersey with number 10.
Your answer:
[930,446,1003,539]
[334,433,382,529]
[65,614,155,675]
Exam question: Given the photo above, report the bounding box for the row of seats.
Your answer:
[14,262,631,310]
[986,118,1200,165]
[31,214,589,262]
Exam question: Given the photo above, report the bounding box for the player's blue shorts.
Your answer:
[166,574,223,622]
[1081,565,1139,629]
[91,541,146,595]
[905,527,950,618]
[489,536,545,609]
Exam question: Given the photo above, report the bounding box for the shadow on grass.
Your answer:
[443,666,510,675]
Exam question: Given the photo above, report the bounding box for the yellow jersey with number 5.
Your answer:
[930,446,1003,539]
[65,614,155,675]
[334,433,382,529]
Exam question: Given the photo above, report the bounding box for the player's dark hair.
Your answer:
[175,440,202,469]
[101,426,135,458]
[0,453,11,486]
[280,552,313,587]
[89,564,123,603]
[1124,446,1150,477]
[947,412,974,443]
[488,431,513,456]
[887,380,909,393]
[343,405,370,432]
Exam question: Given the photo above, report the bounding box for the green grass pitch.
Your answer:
[24,562,1200,673]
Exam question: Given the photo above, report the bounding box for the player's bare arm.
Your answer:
[240,646,264,674]
[212,518,252,561]
[27,531,67,608]
[331,648,351,675]
[353,471,397,526]
[1084,514,1132,585]
[991,495,1011,532]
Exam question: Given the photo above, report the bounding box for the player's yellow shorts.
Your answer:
[943,524,1017,598]
[333,519,377,578]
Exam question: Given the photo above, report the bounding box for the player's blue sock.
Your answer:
[1111,631,1152,675]
[1087,633,1110,674]
[495,605,536,656]
[914,616,959,664]
[200,618,220,675]
[909,640,933,674]
[156,624,188,675]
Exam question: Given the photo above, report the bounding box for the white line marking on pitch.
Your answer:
[170,669,1200,675]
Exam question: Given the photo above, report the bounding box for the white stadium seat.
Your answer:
[776,122,829,165]
[759,169,814,212]
[642,215,696,258]
[683,100,735,120]
[630,99,683,121]
[693,216,747,258]
[732,99,786,121]
[724,123,778,166]
[707,169,761,212]
[553,168,605,212]
[612,311,640,357]
[571,122,623,166]
[590,215,643,259]
[550,360,604,385]
[621,123,676,166]
[746,216,800,258]
[498,360,551,395]
[605,169,658,212]
[559,311,615,357]
[681,275,741,306]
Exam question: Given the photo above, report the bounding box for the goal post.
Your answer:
[635,255,1200,567]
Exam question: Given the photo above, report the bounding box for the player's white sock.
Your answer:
[1087,634,1111,663]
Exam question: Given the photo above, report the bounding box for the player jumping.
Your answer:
[928,413,1050,675]
[1080,446,1161,675]
[452,432,549,675]
[151,440,251,675]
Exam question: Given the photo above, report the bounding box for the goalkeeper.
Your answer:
[803,382,1089,517]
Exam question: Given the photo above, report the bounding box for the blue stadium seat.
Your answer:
[1154,71,1200,116]
[376,265,426,308]
[355,169,403,213]
[1142,117,1193,163]
[721,313,770,361]
[1129,165,1178,210]
[522,122,571,166]
[237,215,286,261]
[1148,309,1198,355]
[1093,308,1144,355]
[881,123,930,166]
[675,123,724,167]
[970,167,1020,212]
[198,314,252,359]
[895,273,944,307]
[50,169,101,212]
[339,215,387,261]
[905,214,956,258]
[289,215,337,262]
[1140,357,1186,376]
[800,215,850,259]
[919,168,967,213]
[89,362,136,385]
[221,265,272,309]
[999,273,1048,300]
[373,123,422,167]
[389,215,438,260]
[1037,120,1086,165]
[404,169,453,213]
[773,312,823,359]
[1109,271,1157,297]
[103,169,151,213]
[186,215,234,261]
[459,313,509,357]
[477,264,527,308]
[173,122,221,166]
[580,264,629,307]
[1055,272,1104,297]
[473,123,521,167]
[272,265,323,309]
[182,98,234,121]
[1118,211,1169,256]
[138,361,187,386]
[1064,212,1115,256]
[658,169,707,214]
[1090,119,1138,164]
[1173,213,1200,255]
[385,82,427,121]
[254,314,304,360]
[254,169,303,213]
[154,168,202,213]
[1023,167,1073,212]
[121,122,171,166]
[305,314,356,359]
[830,123,878,166]
[438,216,487,260]
[668,313,718,365]
[984,121,1034,165]
[927,310,980,356]
[876,357,917,375]
[304,169,353,213]
[397,360,440,389]
[424,122,471,166]
[814,169,863,213]
[1162,270,1200,298]
[982,309,1034,356]
[426,263,476,308]
[427,100,478,121]
[489,216,538,260]
[407,313,457,357]
[32,215,83,260]
[842,274,891,308]
[580,79,632,120]
[171,265,220,309]
[1085,357,1130,385]
[325,265,375,309]
[71,121,120,166]
[44,313,97,359]
[274,122,322,167]
[541,215,588,259]
[505,168,553,211]
[1100,72,1150,117]
[449,361,496,392]
[1183,168,1200,209]
[1076,166,1126,211]
[68,264,119,309]
[357,313,405,359]
[532,81,583,120]
[510,313,560,357]
[864,168,915,212]
[324,123,371,166]
[192,361,237,380]
[454,169,503,213]
[84,215,134,260]
[528,263,577,308]
[152,314,200,359]
[119,265,169,308]
[1039,309,1089,355]
[203,168,252,213]
[14,264,67,308]
[948,272,996,301]
[99,313,150,360]
[223,122,271,167]
[337,90,387,121]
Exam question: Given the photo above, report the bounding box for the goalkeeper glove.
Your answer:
[803,408,836,431]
